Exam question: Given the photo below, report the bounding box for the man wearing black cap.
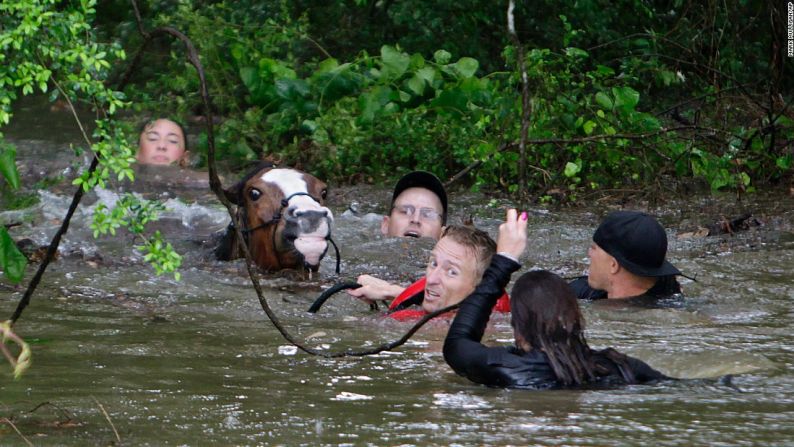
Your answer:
[570,211,682,300]
[381,171,448,240]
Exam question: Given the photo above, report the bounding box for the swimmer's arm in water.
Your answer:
[345,274,406,304]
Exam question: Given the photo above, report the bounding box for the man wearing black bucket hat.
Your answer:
[570,211,682,300]
[381,171,448,240]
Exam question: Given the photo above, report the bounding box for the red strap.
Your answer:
[387,309,433,322]
[494,292,511,313]
[388,278,427,310]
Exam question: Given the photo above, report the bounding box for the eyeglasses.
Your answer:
[392,204,442,222]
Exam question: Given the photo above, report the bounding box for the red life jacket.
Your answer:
[387,277,511,321]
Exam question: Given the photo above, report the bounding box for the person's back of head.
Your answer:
[593,211,680,278]
[589,211,682,298]
[511,270,594,385]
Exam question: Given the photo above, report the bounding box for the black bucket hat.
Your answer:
[593,211,681,277]
[391,171,448,223]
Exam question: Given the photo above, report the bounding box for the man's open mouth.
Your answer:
[425,289,440,300]
[403,230,420,238]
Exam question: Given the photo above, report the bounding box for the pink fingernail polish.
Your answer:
[520,211,528,220]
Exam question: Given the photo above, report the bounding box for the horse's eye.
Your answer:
[320,189,327,200]
[248,188,262,201]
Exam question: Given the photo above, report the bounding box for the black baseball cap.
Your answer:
[592,211,681,277]
[391,171,448,222]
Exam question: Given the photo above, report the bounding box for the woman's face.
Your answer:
[136,119,186,165]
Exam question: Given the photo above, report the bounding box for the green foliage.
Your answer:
[0,227,27,284]
[91,194,182,279]
[1,0,184,289]
[0,144,21,189]
[140,231,182,280]
[0,142,27,284]
[119,0,790,195]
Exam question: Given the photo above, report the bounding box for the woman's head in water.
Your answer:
[510,270,595,385]
[136,118,188,166]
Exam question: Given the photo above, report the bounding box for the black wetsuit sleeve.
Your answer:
[443,255,521,386]
[568,276,607,300]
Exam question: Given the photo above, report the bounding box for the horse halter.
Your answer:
[236,191,341,274]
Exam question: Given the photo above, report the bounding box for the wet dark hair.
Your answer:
[510,270,637,386]
[138,117,188,152]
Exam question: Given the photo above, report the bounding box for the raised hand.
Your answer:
[496,208,528,261]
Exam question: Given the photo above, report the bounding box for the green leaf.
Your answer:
[0,227,27,284]
[416,67,436,84]
[380,45,410,80]
[430,89,468,115]
[274,78,310,101]
[239,67,257,90]
[583,120,596,135]
[358,86,392,123]
[314,58,339,74]
[595,92,613,110]
[433,49,452,65]
[564,161,581,178]
[659,70,676,86]
[407,75,425,95]
[565,47,589,59]
[639,115,661,130]
[230,44,245,63]
[451,57,479,78]
[612,86,640,111]
[775,155,792,170]
[408,53,425,70]
[595,65,615,76]
[0,146,20,189]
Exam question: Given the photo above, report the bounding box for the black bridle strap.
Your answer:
[280,191,320,208]
[241,191,321,235]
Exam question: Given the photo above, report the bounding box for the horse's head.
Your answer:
[223,164,333,272]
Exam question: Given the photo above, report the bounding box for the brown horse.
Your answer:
[215,163,334,272]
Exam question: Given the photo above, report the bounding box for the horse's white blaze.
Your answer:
[261,169,333,219]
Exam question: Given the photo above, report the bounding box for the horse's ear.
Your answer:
[224,181,243,205]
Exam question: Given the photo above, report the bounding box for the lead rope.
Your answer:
[307,282,380,313]
[327,236,341,275]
